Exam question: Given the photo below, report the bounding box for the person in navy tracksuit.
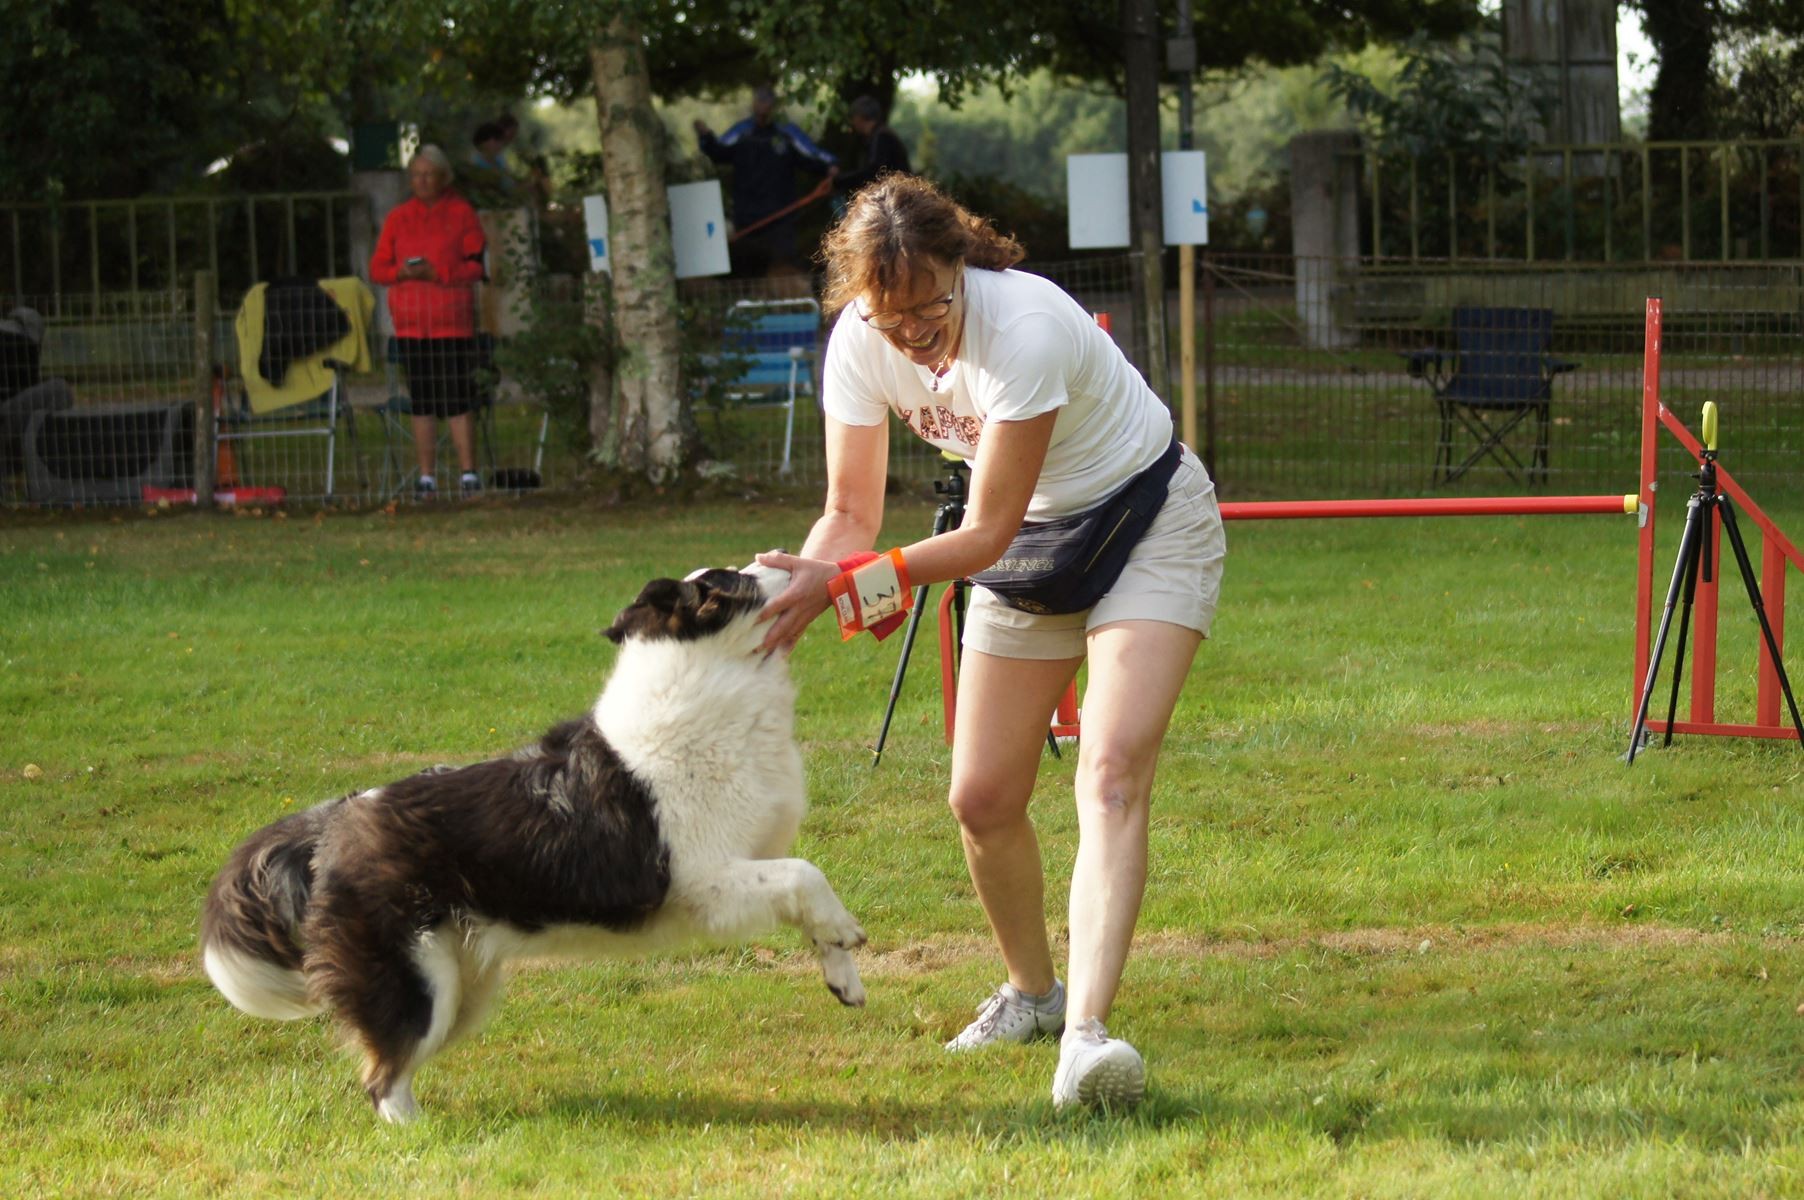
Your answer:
[695,86,837,276]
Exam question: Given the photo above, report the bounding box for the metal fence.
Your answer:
[5,252,1799,511]
[0,193,366,309]
[1199,253,1804,502]
[0,279,569,508]
[1358,139,1804,264]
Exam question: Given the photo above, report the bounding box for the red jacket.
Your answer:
[368,192,486,339]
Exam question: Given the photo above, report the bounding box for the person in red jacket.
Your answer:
[369,145,488,498]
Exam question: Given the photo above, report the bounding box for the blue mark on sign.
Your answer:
[589,237,607,258]
[706,221,716,238]
[1192,199,1207,215]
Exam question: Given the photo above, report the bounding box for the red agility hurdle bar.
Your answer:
[934,495,1640,747]
[1634,298,1803,742]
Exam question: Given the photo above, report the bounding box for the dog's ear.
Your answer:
[636,578,693,613]
[603,578,697,644]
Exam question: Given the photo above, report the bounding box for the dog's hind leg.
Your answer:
[306,903,460,1123]
[442,957,505,1051]
[681,859,868,1007]
[370,927,466,1123]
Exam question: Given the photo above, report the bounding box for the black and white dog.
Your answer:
[200,564,866,1123]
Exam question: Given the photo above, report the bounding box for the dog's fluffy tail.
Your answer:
[200,797,344,1020]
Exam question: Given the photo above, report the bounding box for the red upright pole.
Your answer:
[1635,300,1662,718]
[1759,541,1788,727]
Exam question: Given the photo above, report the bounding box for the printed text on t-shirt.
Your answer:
[899,404,982,451]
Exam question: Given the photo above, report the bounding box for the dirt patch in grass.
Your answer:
[859,921,1750,977]
[15,922,1767,991]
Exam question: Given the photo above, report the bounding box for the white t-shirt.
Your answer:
[821,268,1174,520]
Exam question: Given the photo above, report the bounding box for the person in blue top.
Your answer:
[694,86,838,276]
[468,121,517,198]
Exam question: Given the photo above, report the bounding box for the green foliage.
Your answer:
[0,1,221,198]
[1715,31,1804,140]
[1319,29,1554,163]
[1030,0,1481,93]
[491,278,614,457]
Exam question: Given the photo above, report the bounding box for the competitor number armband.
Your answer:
[827,549,913,641]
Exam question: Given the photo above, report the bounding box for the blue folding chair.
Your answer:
[1402,307,1578,486]
[721,299,821,477]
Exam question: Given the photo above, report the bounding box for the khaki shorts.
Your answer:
[963,446,1227,661]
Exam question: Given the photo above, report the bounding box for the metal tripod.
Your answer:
[1626,402,1804,763]
[870,457,1066,765]
[872,458,969,766]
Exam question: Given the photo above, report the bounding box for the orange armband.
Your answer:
[827,549,913,641]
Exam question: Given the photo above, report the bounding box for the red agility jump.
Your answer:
[934,491,1642,746]
[934,299,1799,749]
[1634,299,1803,743]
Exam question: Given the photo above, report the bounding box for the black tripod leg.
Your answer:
[872,582,934,766]
[1659,513,1705,748]
[1718,500,1804,747]
[1628,497,1706,763]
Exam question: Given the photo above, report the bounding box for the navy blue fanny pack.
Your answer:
[969,438,1183,615]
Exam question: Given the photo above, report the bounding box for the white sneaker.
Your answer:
[943,980,1066,1052]
[1051,1017,1145,1110]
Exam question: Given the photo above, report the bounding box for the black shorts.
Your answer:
[396,337,480,418]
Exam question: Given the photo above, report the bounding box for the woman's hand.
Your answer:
[755,550,842,655]
[399,260,437,282]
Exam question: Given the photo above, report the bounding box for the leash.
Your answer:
[729,179,833,243]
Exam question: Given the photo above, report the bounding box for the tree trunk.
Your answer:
[1121,0,1169,401]
[590,18,686,481]
[1640,0,1718,143]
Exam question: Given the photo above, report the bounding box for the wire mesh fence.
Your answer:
[5,253,1799,511]
[1199,253,1804,504]
[0,281,569,508]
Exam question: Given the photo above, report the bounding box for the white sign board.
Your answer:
[1066,151,1210,248]
[583,194,610,274]
[668,180,731,279]
[1067,154,1130,250]
[1161,151,1209,246]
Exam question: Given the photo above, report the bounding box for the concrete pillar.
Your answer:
[1289,131,1362,350]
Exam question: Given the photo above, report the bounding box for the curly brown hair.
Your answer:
[818,175,1025,317]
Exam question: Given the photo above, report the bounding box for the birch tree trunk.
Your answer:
[590,16,685,481]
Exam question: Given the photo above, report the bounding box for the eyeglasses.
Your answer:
[858,276,958,331]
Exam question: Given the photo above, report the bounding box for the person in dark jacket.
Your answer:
[694,86,837,276]
[832,95,912,197]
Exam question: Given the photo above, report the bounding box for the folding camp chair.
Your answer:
[226,279,374,501]
[720,298,821,477]
[1401,307,1577,486]
[216,364,360,500]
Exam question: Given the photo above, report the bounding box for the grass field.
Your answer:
[4,491,1804,1197]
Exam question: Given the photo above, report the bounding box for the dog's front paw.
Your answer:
[812,910,867,952]
[818,944,866,1008]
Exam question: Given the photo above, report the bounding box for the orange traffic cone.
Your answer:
[212,369,240,489]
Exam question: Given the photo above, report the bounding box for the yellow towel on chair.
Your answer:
[235,278,375,414]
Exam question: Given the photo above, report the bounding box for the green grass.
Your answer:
[4,494,1804,1197]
